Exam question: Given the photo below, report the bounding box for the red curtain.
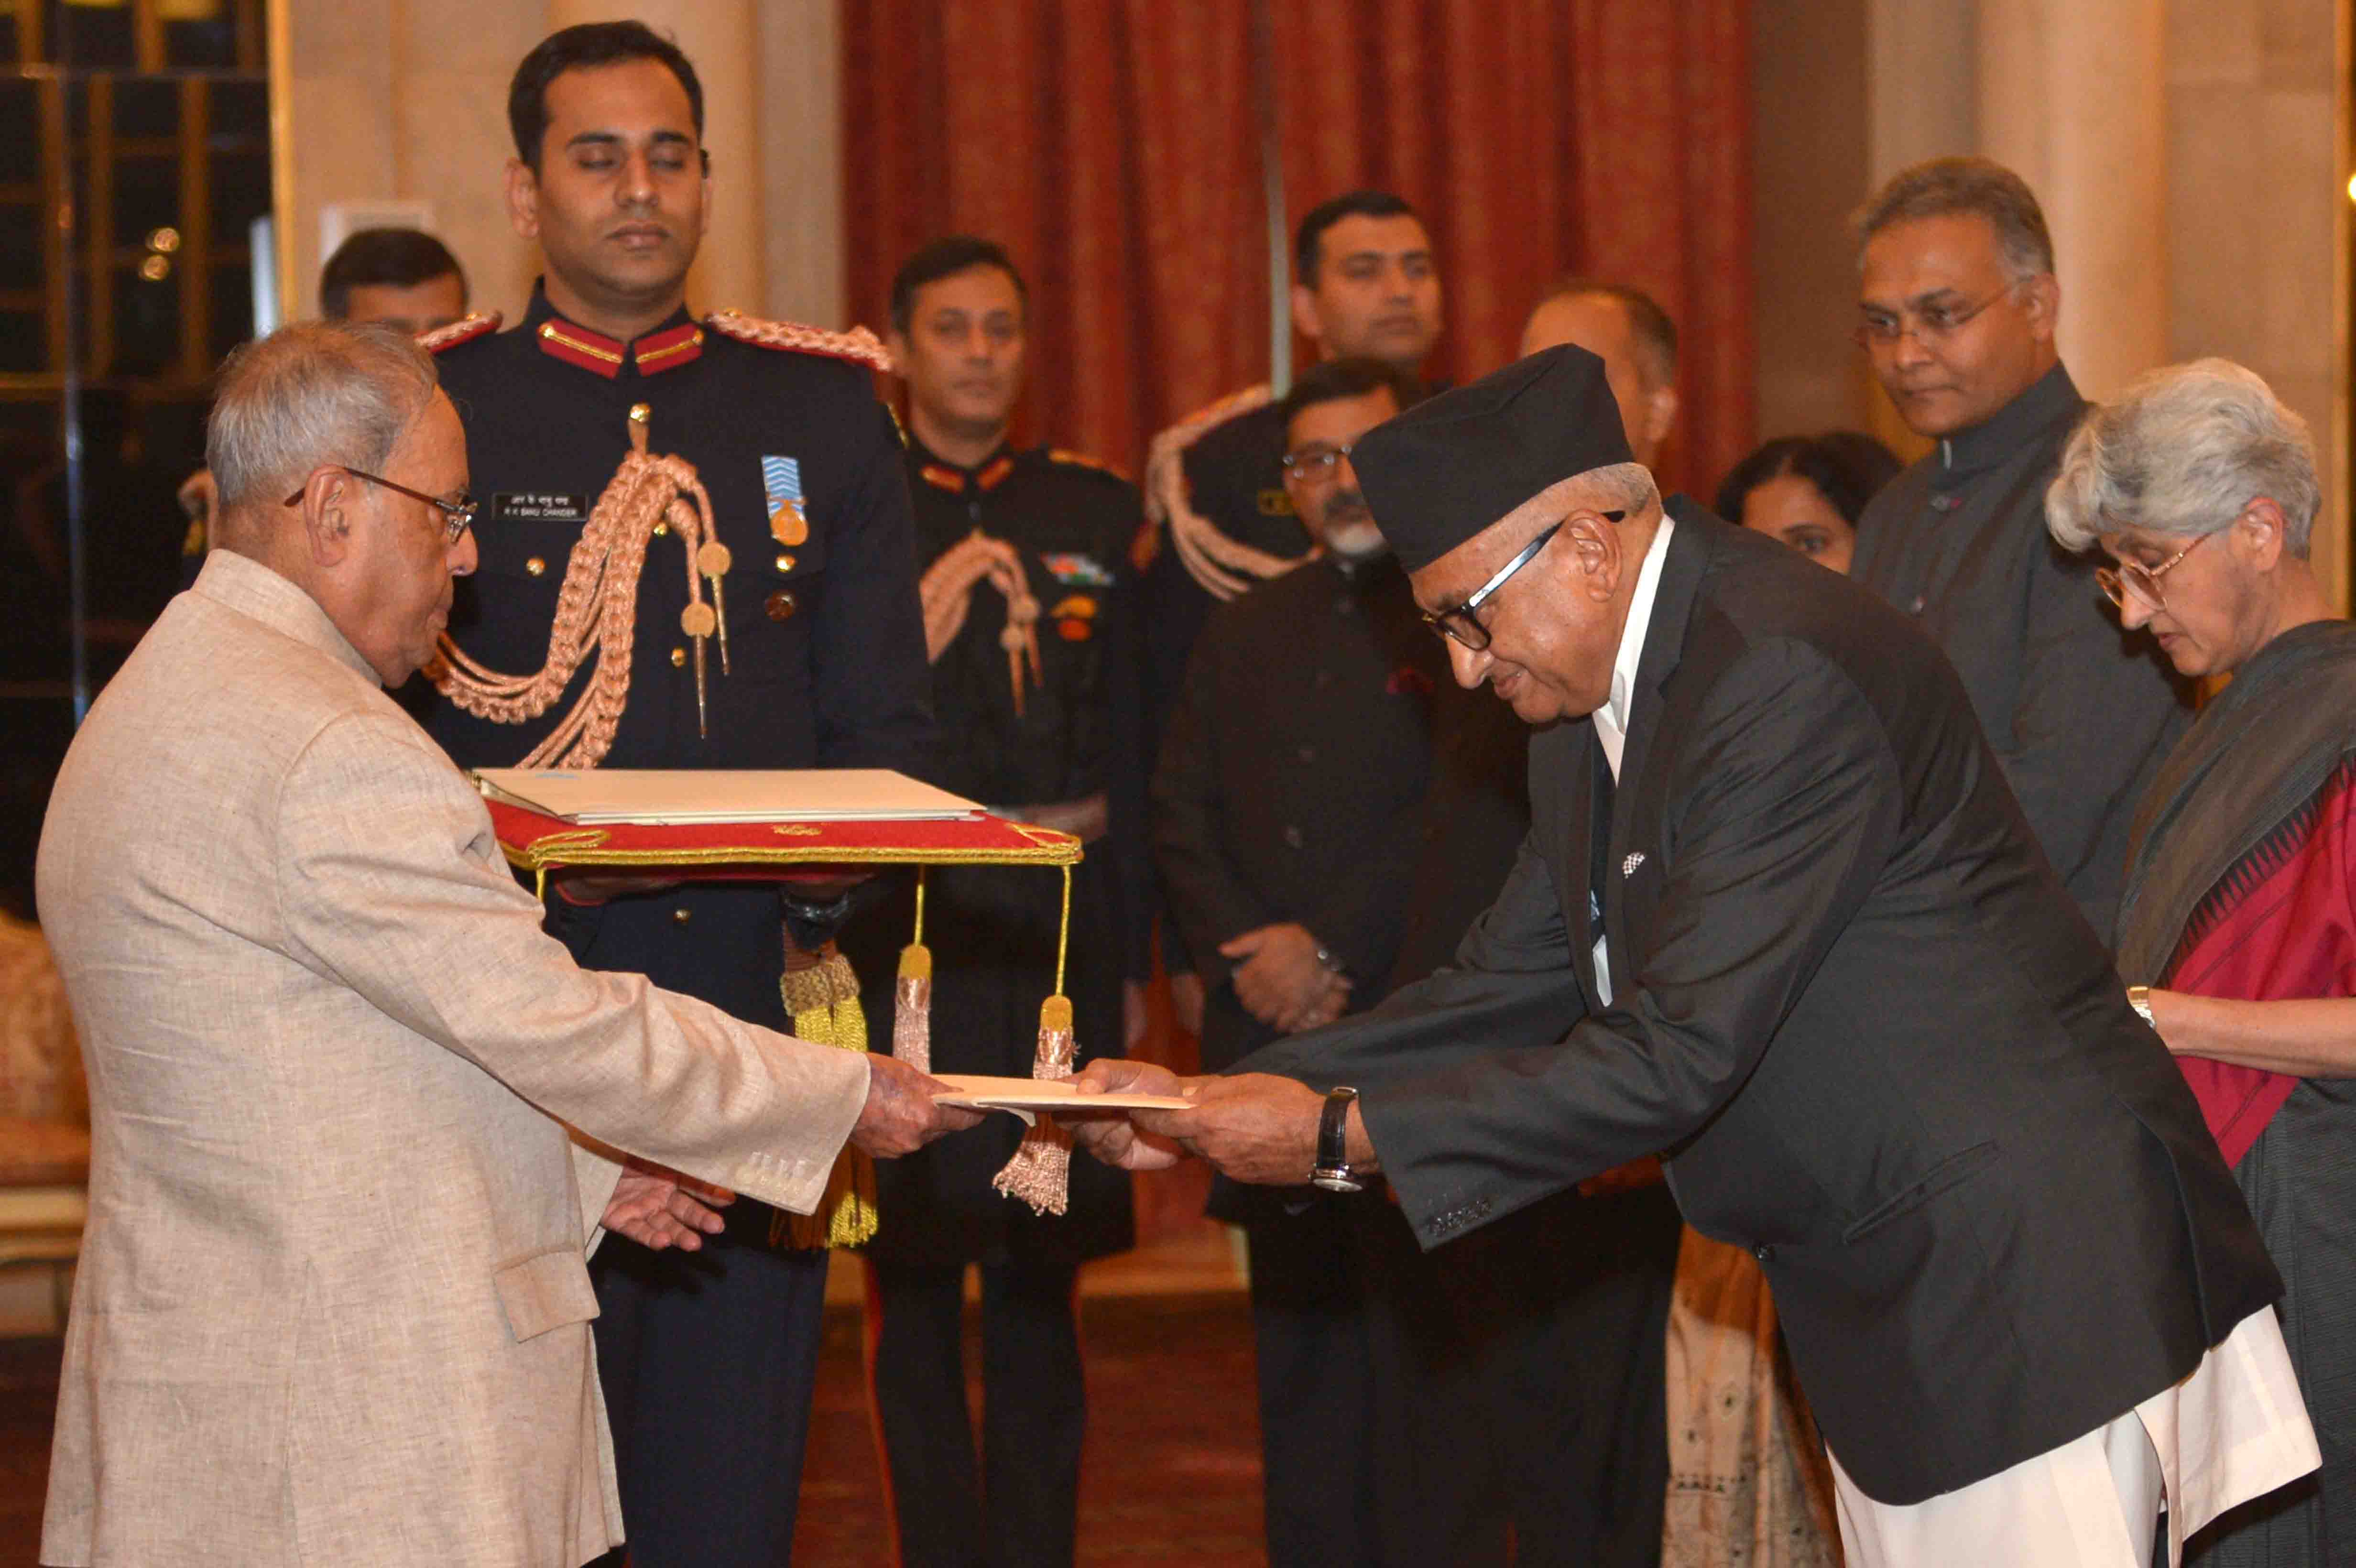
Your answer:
[844,0,1752,509]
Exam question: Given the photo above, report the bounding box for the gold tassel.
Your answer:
[893,869,933,1074]
[993,867,1077,1216]
[773,941,881,1249]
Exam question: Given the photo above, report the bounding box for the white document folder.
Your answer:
[470,767,984,826]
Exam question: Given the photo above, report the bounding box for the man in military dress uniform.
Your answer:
[850,235,1145,1568]
[411,24,931,1568]
[1152,357,1452,1566]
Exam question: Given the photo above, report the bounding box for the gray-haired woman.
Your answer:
[2048,357,2350,1564]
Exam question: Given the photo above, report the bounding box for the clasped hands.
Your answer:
[1059,1059,1376,1187]
[1219,921,1349,1034]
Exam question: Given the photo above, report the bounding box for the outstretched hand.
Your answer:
[1131,1072,1342,1187]
[1065,1058,1193,1170]
[852,1052,986,1158]
[603,1159,735,1251]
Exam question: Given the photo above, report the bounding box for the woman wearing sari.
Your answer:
[2048,358,2350,1564]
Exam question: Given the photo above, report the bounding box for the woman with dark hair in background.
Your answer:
[1715,431,1901,574]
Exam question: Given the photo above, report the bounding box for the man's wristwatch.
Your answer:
[2127,985,2155,1025]
[1311,1086,1364,1193]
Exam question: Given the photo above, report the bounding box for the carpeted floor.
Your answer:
[0,1283,1265,1567]
[795,1288,1265,1567]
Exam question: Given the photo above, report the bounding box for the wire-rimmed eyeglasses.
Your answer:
[1280,442,1357,481]
[2097,529,2211,613]
[285,466,477,545]
[1853,283,2014,351]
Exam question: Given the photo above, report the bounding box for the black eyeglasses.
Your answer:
[1280,442,1357,481]
[1853,283,2015,350]
[285,466,477,545]
[1421,510,1625,652]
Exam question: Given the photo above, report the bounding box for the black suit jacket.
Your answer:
[1244,503,2279,1505]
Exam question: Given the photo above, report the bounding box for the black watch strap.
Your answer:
[1311,1086,1363,1193]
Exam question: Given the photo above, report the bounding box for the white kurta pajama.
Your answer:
[1829,1298,2314,1565]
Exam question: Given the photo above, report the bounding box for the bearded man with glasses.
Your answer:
[1849,156,2190,937]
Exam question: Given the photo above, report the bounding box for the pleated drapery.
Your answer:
[844,0,1752,513]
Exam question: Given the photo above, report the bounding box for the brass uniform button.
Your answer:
[774,553,796,573]
[765,589,797,622]
[524,556,546,577]
[673,907,692,926]
[670,646,687,667]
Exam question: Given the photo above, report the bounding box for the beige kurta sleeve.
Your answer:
[271,708,871,1214]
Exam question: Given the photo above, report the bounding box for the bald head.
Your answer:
[1520,283,1679,469]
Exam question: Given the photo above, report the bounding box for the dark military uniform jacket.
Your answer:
[855,437,1145,1267]
[1853,363,2191,937]
[413,286,932,1203]
[1143,403,1305,718]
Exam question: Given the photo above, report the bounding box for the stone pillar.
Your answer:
[2161,0,2344,610]
[1857,0,1981,460]
[1975,0,2170,404]
[545,0,764,317]
[393,0,544,319]
[759,0,846,327]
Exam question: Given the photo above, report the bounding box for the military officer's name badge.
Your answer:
[493,492,589,524]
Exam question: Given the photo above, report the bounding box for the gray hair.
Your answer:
[1575,461,1660,516]
[2045,358,2320,557]
[1854,156,2055,283]
[207,320,438,512]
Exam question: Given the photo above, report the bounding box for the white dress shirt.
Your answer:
[1589,513,1674,1005]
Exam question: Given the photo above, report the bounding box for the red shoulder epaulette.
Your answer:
[705,309,895,374]
[1047,447,1132,484]
[416,311,501,354]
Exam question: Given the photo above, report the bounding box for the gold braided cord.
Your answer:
[705,308,896,373]
[426,426,726,770]
[1055,864,1072,995]
[415,310,501,353]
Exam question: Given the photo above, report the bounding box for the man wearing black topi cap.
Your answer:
[1075,346,2318,1565]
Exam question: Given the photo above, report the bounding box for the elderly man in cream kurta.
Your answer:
[35,321,976,1568]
